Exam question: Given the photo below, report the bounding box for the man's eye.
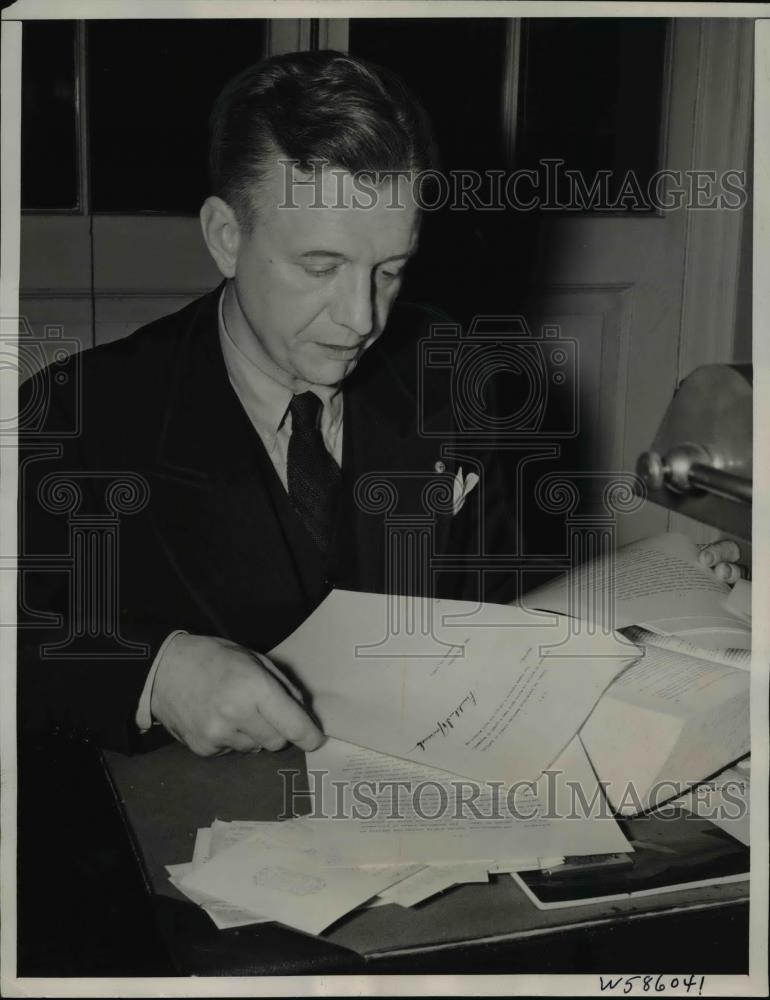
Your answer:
[379,269,403,282]
[305,265,339,278]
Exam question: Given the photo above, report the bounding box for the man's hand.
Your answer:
[150,634,324,757]
[698,539,747,584]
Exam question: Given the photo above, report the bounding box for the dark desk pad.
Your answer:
[103,742,750,961]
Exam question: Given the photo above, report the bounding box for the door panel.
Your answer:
[532,285,633,472]
[530,210,688,544]
[523,20,752,545]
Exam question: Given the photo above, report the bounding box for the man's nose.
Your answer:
[330,269,375,338]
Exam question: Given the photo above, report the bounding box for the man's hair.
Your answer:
[209,49,438,226]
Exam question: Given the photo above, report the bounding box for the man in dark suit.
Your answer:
[18,50,518,758]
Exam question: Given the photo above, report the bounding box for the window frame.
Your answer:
[21,17,349,218]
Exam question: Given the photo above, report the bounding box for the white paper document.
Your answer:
[179,826,419,935]
[170,876,270,930]
[173,821,565,919]
[579,641,750,814]
[300,736,632,865]
[168,825,272,929]
[487,858,564,874]
[270,590,637,786]
[377,863,489,907]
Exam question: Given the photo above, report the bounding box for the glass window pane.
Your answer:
[517,18,668,212]
[21,20,79,211]
[87,19,266,214]
[348,19,510,326]
[348,18,509,171]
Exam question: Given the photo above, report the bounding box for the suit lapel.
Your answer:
[146,287,310,648]
[144,289,461,639]
[340,324,457,596]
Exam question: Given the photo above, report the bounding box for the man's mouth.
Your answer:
[317,342,366,357]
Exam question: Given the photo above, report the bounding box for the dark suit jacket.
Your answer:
[18,285,520,752]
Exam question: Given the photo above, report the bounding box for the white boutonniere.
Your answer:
[452,465,480,515]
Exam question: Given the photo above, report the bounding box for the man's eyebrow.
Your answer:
[296,248,418,263]
[380,250,417,265]
[297,250,349,260]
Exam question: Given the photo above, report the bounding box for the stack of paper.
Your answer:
[166,736,631,934]
[163,590,644,933]
[168,818,420,935]
[162,566,750,932]
[168,821,504,929]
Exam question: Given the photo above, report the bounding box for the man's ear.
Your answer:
[200,196,241,278]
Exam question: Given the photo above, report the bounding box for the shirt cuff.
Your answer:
[135,629,189,731]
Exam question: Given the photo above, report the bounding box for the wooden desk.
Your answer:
[101,742,750,976]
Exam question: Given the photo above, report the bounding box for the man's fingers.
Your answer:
[185,735,225,757]
[254,668,324,750]
[295,728,325,752]
[236,715,288,752]
[153,634,325,755]
[226,730,262,753]
[713,561,744,584]
[698,539,745,585]
[699,540,742,567]
[253,651,304,702]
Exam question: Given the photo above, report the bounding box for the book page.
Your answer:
[521,532,748,640]
[597,643,749,714]
[639,618,751,651]
[724,579,752,623]
[623,626,751,670]
[269,590,637,787]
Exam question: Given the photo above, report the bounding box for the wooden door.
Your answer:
[517,19,753,545]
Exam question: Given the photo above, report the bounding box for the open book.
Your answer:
[522,532,751,814]
[522,531,751,650]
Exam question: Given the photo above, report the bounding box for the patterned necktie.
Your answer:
[287,391,342,553]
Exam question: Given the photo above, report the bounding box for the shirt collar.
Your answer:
[218,284,342,434]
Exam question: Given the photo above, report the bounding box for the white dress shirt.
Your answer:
[218,286,343,483]
[135,285,344,731]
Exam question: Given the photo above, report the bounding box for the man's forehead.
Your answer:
[255,160,420,253]
[260,160,416,214]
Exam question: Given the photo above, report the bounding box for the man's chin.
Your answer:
[302,356,361,388]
